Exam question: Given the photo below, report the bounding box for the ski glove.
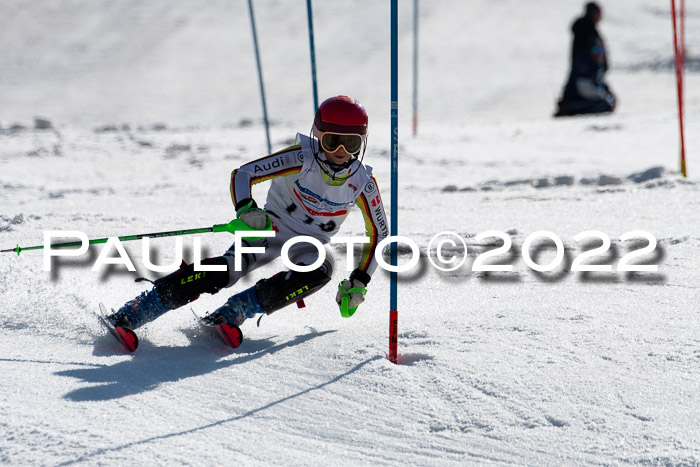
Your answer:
[237,199,269,230]
[336,278,367,318]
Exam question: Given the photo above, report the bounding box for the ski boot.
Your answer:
[203,285,264,348]
[108,288,170,330]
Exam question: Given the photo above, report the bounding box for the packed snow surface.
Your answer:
[1,0,699,465]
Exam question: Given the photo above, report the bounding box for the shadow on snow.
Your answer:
[56,354,382,466]
[56,329,337,402]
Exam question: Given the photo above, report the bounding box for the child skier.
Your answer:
[107,95,389,348]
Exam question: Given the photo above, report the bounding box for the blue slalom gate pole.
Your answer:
[306,0,319,112]
[247,0,272,154]
[389,0,399,364]
[412,0,419,137]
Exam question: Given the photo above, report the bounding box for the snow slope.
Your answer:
[1,1,699,465]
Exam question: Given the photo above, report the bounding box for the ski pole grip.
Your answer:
[338,284,366,318]
[340,295,354,318]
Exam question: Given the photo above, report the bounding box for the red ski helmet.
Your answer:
[314,96,368,135]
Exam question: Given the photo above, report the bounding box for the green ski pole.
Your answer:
[1,218,272,257]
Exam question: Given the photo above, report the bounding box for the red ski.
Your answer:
[96,303,139,352]
[215,323,244,348]
[191,308,244,348]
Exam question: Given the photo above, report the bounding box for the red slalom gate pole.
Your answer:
[681,0,685,67]
[671,0,687,177]
[680,0,685,113]
[389,309,398,363]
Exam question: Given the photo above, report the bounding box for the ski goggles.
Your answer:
[319,131,364,155]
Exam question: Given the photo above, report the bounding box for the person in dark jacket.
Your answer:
[555,2,616,117]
